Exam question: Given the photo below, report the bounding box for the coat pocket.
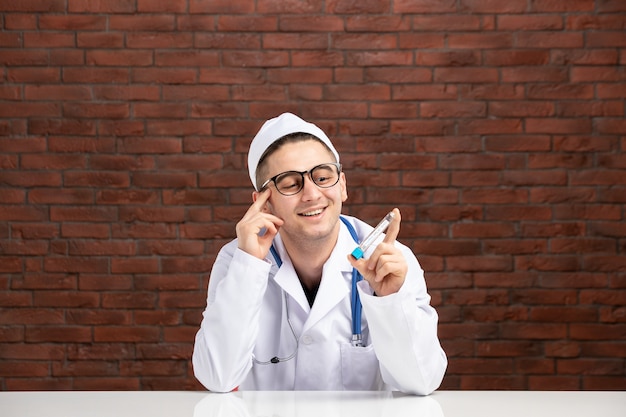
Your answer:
[340,342,384,390]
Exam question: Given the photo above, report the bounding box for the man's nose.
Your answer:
[300,174,321,199]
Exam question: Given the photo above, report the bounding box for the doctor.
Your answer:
[193,113,447,394]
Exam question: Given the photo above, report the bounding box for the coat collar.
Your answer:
[270,219,357,331]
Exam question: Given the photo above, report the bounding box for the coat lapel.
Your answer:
[271,238,310,313]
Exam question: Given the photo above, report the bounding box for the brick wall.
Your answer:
[1,0,624,391]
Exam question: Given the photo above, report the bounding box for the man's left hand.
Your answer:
[347,208,408,297]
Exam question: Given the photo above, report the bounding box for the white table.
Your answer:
[1,390,624,417]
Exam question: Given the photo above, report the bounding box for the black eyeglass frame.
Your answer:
[260,162,342,196]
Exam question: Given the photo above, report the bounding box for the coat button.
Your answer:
[301,335,313,345]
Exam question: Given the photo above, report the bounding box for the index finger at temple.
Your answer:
[252,188,271,209]
[254,188,272,208]
[383,208,401,243]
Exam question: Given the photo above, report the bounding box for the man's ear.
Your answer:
[340,172,348,202]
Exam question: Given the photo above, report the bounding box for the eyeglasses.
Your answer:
[260,162,342,196]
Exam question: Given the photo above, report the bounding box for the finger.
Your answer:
[382,207,401,244]
[249,188,272,214]
[373,256,400,282]
[347,255,369,278]
[366,241,395,269]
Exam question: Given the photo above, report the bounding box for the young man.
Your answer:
[192,113,447,394]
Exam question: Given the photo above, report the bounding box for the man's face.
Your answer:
[255,139,347,246]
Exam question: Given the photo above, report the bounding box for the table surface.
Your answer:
[1,390,624,417]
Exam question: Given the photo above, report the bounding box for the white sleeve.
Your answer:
[357,246,447,395]
[192,244,271,392]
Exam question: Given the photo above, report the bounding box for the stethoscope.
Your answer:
[252,216,364,366]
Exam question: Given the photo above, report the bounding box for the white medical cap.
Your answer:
[247,112,340,190]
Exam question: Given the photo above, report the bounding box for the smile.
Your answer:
[301,208,324,217]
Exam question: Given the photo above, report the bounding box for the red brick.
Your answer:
[163,325,197,342]
[412,15,480,31]
[136,343,192,360]
[23,32,75,48]
[516,358,555,375]
[553,49,619,66]
[0,103,60,119]
[110,258,159,274]
[450,357,515,375]
[137,0,186,13]
[517,32,584,48]
[460,0,527,12]
[68,0,135,13]
[26,325,92,343]
[11,224,58,240]
[0,361,50,377]
[558,358,624,376]
[501,323,568,340]
[0,137,46,153]
[527,118,592,134]
[347,51,413,66]
[584,376,626,390]
[111,223,177,239]
[6,68,58,84]
[394,0,456,13]
[120,359,186,376]
[50,50,84,66]
[127,32,193,49]
[68,103,131,120]
[0,49,49,66]
[344,15,410,32]
[28,188,94,204]
[398,33,445,49]
[94,326,160,343]
[0,205,49,221]
[283,16,342,33]
[1,0,65,12]
[161,257,214,274]
[65,67,130,84]
[86,50,153,66]
[446,256,513,272]
[448,33,514,50]
[73,377,140,391]
[497,15,564,30]
[501,67,569,83]
[460,376,526,390]
[77,32,125,48]
[134,275,201,291]
[78,275,133,291]
[189,0,254,13]
[217,15,277,32]
[3,13,37,29]
[38,14,105,30]
[101,292,157,309]
[146,120,211,136]
[458,119,523,135]
[586,31,626,48]
[561,100,624,117]
[44,257,108,273]
[422,101,486,118]
[159,291,206,309]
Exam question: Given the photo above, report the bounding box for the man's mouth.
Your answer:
[300,208,324,217]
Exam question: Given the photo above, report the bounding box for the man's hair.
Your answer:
[255,133,338,190]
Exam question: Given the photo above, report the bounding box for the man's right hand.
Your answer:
[235,188,284,260]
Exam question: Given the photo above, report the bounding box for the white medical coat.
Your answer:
[192,215,447,394]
